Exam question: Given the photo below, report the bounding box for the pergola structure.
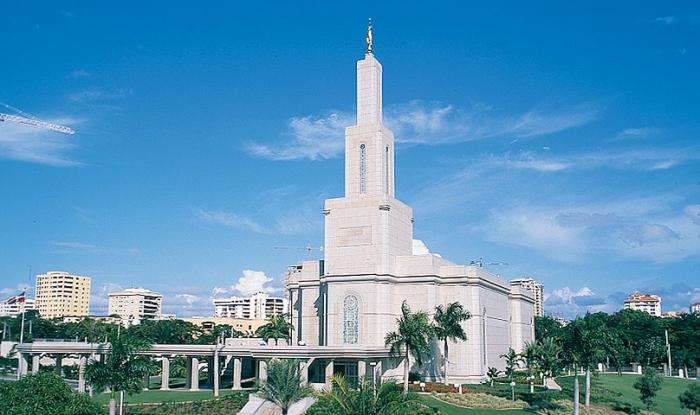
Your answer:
[15,340,394,395]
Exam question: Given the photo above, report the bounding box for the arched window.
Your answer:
[343,295,359,344]
[359,144,366,193]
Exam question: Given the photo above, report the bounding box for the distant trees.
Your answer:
[256,314,294,345]
[385,301,434,394]
[432,302,470,385]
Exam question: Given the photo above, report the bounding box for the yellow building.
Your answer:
[35,271,91,318]
[183,316,269,336]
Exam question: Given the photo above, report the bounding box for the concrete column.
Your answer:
[232,357,242,390]
[299,360,309,384]
[324,360,334,388]
[207,356,214,386]
[190,357,200,391]
[31,354,40,374]
[258,360,268,382]
[160,356,170,390]
[16,353,25,378]
[78,356,87,393]
[213,354,220,397]
[358,360,367,381]
[185,357,193,389]
[55,355,63,377]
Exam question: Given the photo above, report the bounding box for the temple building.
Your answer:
[285,26,535,384]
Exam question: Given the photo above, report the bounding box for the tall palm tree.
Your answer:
[324,374,421,415]
[85,331,152,415]
[256,313,294,345]
[258,359,313,415]
[384,301,434,394]
[432,302,470,385]
[499,348,522,381]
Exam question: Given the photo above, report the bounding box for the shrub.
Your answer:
[0,372,101,415]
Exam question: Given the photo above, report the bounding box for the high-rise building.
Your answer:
[213,292,287,320]
[108,288,163,326]
[510,277,545,317]
[35,271,91,318]
[691,302,700,314]
[623,292,661,317]
[0,297,35,317]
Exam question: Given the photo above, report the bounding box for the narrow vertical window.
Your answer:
[385,146,389,193]
[343,295,359,344]
[359,144,366,193]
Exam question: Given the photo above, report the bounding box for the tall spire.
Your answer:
[366,18,373,54]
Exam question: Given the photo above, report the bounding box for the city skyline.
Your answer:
[2,2,699,319]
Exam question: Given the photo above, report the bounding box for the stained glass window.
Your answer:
[343,295,359,344]
[360,144,366,193]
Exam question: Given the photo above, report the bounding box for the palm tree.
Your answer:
[432,302,470,385]
[256,313,294,345]
[257,359,313,415]
[486,367,501,387]
[324,374,421,415]
[384,301,434,394]
[85,331,153,415]
[499,348,522,381]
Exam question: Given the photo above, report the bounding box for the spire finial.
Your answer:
[366,18,373,54]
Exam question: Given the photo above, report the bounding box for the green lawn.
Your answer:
[92,389,240,405]
[418,394,533,415]
[557,373,696,415]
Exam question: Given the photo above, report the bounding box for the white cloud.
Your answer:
[233,270,275,296]
[247,101,598,161]
[194,209,268,234]
[213,269,278,299]
[247,112,353,161]
[544,286,612,319]
[412,239,430,255]
[616,127,659,139]
[656,16,677,24]
[67,88,131,103]
[0,116,82,166]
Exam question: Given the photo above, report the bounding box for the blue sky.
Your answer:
[1,2,699,319]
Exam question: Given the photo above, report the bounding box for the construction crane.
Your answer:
[273,245,324,259]
[0,102,75,135]
[469,257,509,268]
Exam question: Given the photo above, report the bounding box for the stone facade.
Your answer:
[286,47,534,384]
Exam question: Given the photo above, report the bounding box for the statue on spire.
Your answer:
[366,18,373,54]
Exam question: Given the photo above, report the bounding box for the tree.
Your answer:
[679,383,700,415]
[384,301,434,394]
[534,315,564,341]
[0,372,101,415]
[85,331,153,415]
[128,319,201,344]
[256,313,294,345]
[257,359,313,415]
[314,374,421,415]
[486,367,501,387]
[634,367,663,411]
[432,302,470,385]
[499,348,522,381]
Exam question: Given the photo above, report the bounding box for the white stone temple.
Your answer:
[285,28,535,384]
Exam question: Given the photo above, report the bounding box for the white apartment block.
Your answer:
[623,292,661,317]
[0,298,36,317]
[691,302,700,314]
[510,277,545,317]
[108,288,163,326]
[213,291,287,320]
[35,271,91,319]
